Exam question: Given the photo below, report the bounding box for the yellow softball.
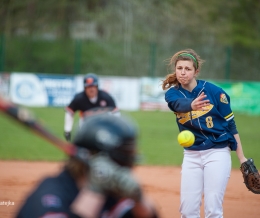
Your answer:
[177,130,195,147]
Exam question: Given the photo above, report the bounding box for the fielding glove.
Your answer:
[240,158,260,194]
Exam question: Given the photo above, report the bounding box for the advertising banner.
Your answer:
[212,81,260,115]
[10,73,140,110]
[75,75,140,111]
[100,76,140,111]
[140,78,260,114]
[10,73,76,107]
[140,77,169,111]
[8,73,260,114]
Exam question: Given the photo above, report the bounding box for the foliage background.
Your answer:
[0,0,260,80]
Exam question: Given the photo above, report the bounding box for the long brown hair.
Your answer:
[162,49,205,90]
[65,157,89,180]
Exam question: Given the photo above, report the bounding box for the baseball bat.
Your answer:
[0,97,89,160]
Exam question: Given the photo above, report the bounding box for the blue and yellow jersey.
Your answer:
[165,80,237,151]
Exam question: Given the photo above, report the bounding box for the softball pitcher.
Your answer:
[162,49,248,218]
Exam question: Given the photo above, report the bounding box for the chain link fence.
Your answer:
[0,36,259,82]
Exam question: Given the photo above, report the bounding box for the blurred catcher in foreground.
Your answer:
[16,112,159,218]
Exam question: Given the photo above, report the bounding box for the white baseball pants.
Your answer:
[179,147,231,218]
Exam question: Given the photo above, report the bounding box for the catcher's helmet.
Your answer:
[73,113,138,167]
[83,73,98,87]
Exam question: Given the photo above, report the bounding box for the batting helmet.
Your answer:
[83,73,98,87]
[73,112,138,167]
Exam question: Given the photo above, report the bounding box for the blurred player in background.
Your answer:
[16,112,159,218]
[64,73,118,141]
[162,48,248,217]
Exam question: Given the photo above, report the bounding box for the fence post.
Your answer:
[74,39,82,74]
[0,34,5,72]
[225,46,231,80]
[149,42,156,77]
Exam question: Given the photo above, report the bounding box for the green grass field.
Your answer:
[0,107,259,169]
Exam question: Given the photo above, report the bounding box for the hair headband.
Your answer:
[178,53,198,69]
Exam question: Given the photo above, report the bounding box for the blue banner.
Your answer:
[10,73,77,107]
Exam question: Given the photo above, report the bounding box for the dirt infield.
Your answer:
[0,161,259,218]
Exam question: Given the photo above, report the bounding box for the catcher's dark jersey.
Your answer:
[165,80,237,151]
[66,90,116,116]
[16,169,136,218]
